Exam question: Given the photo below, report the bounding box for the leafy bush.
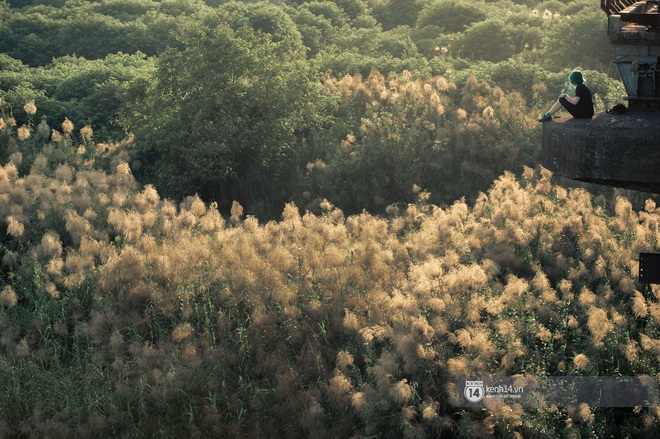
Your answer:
[0,53,155,139]
[127,23,332,217]
[540,6,612,72]
[416,0,489,33]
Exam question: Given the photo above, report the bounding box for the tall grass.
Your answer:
[303,71,541,214]
[1,102,659,438]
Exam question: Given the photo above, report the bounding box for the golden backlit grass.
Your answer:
[1,103,659,438]
[303,71,541,213]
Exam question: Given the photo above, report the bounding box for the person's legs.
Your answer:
[539,97,583,121]
[558,97,592,118]
[548,99,563,114]
[538,98,563,122]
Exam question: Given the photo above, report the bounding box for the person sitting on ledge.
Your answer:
[538,71,594,122]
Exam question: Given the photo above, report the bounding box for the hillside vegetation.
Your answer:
[1,0,658,438]
[1,0,625,217]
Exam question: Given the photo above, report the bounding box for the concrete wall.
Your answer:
[540,112,660,193]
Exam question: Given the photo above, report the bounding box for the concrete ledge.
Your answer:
[540,112,660,193]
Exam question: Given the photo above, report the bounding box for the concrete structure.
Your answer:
[540,1,660,194]
[541,112,660,193]
[606,0,660,109]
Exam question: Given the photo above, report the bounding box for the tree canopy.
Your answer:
[127,23,332,213]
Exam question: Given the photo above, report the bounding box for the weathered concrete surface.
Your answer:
[540,112,660,193]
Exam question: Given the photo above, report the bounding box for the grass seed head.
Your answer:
[0,286,18,307]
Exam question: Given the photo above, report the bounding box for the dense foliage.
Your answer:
[0,0,624,216]
[126,22,331,211]
[1,0,655,438]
